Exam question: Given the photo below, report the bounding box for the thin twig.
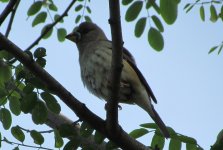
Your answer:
[18,125,53,133]
[2,137,53,150]
[106,0,123,134]
[0,0,18,26]
[0,33,149,150]
[25,0,77,51]
[5,0,20,37]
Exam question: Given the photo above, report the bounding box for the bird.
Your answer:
[65,22,170,138]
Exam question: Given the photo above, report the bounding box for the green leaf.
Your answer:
[151,15,164,32]
[148,27,164,51]
[140,123,158,129]
[200,5,205,21]
[27,77,46,89]
[218,45,223,55]
[177,135,197,145]
[122,0,133,5]
[75,4,83,12]
[84,16,92,22]
[184,3,190,10]
[54,14,63,23]
[34,47,46,58]
[106,141,118,150]
[0,60,12,86]
[211,129,223,150]
[0,132,1,147]
[86,6,91,14]
[57,28,67,42]
[40,92,61,114]
[210,5,218,22]
[186,143,197,150]
[11,126,25,142]
[151,134,165,149]
[59,124,77,137]
[23,83,34,94]
[32,12,47,27]
[27,1,42,16]
[208,46,218,54]
[63,139,80,150]
[0,87,7,99]
[166,127,177,137]
[146,0,152,9]
[54,130,64,148]
[169,139,181,150]
[151,2,160,14]
[0,50,14,60]
[36,58,46,68]
[160,0,178,24]
[75,15,81,23]
[220,5,223,21]
[94,130,105,144]
[80,122,94,138]
[125,1,143,22]
[9,96,21,116]
[129,128,149,139]
[32,101,48,124]
[30,130,44,145]
[0,108,12,130]
[186,5,194,13]
[21,92,37,113]
[13,146,19,150]
[135,17,147,38]
[0,0,9,2]
[49,3,58,11]
[41,24,53,39]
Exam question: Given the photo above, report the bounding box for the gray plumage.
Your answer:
[66,22,170,138]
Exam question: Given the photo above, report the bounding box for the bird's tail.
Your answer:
[148,106,170,138]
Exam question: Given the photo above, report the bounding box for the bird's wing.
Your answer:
[123,52,157,104]
[105,40,157,103]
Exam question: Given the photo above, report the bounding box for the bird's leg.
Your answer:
[104,103,122,111]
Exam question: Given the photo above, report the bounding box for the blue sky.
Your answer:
[1,1,223,150]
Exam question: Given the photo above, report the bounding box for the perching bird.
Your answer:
[66,22,170,138]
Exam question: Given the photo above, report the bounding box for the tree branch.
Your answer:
[5,0,20,37]
[0,0,18,26]
[25,0,77,51]
[0,33,150,150]
[46,112,108,149]
[106,0,123,133]
[7,81,107,149]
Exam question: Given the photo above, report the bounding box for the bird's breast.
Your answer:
[80,46,112,100]
[79,45,133,103]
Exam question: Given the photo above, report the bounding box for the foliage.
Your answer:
[184,0,223,54]
[122,0,179,51]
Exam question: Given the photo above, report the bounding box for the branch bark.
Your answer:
[5,0,20,37]
[46,112,107,149]
[25,0,77,51]
[106,0,123,134]
[0,33,151,150]
[0,0,18,26]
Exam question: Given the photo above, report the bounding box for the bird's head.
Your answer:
[65,22,107,44]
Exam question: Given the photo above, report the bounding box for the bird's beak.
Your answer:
[65,32,81,43]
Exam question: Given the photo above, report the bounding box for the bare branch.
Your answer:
[47,112,108,149]
[0,0,18,26]
[25,0,77,51]
[0,33,151,149]
[106,0,123,133]
[5,0,20,37]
